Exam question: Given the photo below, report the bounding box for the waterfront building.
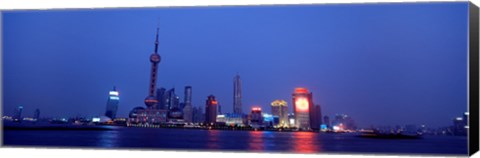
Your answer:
[128,108,167,124]
[164,89,183,121]
[271,99,289,127]
[216,113,245,126]
[156,87,166,110]
[183,86,193,123]
[233,74,242,114]
[13,105,23,121]
[332,114,357,131]
[323,115,330,128]
[192,106,205,123]
[105,86,120,119]
[288,113,295,127]
[310,104,322,130]
[129,107,145,118]
[292,88,314,130]
[33,109,40,121]
[205,95,218,125]
[262,113,277,127]
[249,107,263,127]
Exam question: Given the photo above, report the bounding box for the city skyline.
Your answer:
[3,2,469,128]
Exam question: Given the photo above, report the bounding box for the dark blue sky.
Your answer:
[2,2,469,128]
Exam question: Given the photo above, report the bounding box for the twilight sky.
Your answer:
[2,2,469,128]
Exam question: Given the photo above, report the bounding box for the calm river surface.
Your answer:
[3,127,467,156]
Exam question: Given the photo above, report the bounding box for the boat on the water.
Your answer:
[357,130,422,139]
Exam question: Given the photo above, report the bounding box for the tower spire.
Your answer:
[154,26,159,54]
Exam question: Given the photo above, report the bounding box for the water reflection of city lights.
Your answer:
[291,132,320,153]
[96,130,120,147]
[207,130,220,149]
[247,131,265,151]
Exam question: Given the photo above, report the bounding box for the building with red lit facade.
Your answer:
[205,95,218,125]
[249,107,263,127]
[292,88,314,130]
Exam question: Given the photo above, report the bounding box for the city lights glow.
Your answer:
[211,100,218,105]
[109,91,119,96]
[333,125,340,131]
[271,100,287,107]
[92,118,101,122]
[294,88,309,94]
[252,107,262,111]
[109,96,119,100]
[295,98,309,111]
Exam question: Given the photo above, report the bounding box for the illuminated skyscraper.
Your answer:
[105,86,120,119]
[271,100,289,127]
[292,88,314,130]
[156,87,166,110]
[205,95,218,125]
[183,86,193,123]
[165,88,180,110]
[144,27,161,109]
[233,74,242,114]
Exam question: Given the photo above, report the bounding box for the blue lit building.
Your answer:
[216,113,244,126]
[156,87,166,110]
[105,86,120,119]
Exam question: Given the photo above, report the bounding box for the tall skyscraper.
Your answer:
[218,104,222,114]
[311,104,322,130]
[233,74,242,114]
[156,87,166,109]
[205,95,218,125]
[33,109,40,121]
[271,99,289,127]
[165,88,180,110]
[192,106,204,123]
[183,86,193,123]
[292,88,314,130]
[144,27,162,109]
[13,105,23,121]
[105,86,120,119]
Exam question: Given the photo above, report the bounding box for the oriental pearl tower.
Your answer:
[144,27,161,109]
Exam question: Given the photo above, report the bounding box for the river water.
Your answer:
[3,127,468,156]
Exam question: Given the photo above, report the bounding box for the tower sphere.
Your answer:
[144,96,158,108]
[150,53,161,63]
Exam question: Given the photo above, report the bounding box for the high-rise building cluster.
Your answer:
[125,26,328,130]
